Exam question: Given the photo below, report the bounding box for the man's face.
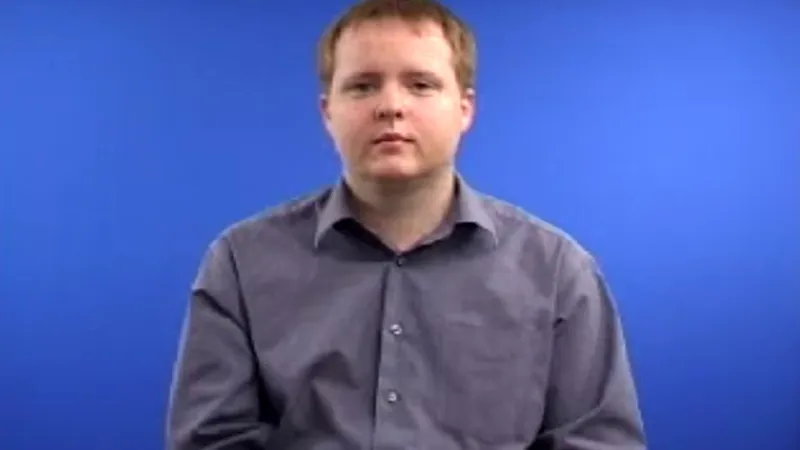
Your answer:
[321,18,475,182]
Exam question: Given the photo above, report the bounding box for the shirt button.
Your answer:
[387,390,399,403]
[395,256,406,266]
[389,323,403,336]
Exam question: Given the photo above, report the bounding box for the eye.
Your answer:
[346,82,375,94]
[411,82,433,91]
[408,78,441,94]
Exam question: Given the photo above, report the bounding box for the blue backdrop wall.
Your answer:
[2,2,798,450]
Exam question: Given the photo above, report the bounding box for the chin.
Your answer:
[364,163,424,181]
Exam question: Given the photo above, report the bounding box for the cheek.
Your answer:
[328,115,353,143]
[333,108,370,138]
[415,104,461,137]
[329,109,374,157]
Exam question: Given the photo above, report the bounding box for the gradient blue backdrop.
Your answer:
[2,2,798,449]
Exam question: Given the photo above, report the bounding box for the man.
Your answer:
[166,0,648,449]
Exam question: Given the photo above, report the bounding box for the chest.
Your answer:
[243,252,554,389]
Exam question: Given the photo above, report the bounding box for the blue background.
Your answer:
[2,1,798,449]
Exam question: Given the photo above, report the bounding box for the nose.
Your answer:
[372,85,406,121]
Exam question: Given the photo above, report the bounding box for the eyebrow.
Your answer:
[342,69,442,81]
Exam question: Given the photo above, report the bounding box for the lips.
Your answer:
[372,132,411,144]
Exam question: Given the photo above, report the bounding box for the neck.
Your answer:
[345,168,456,252]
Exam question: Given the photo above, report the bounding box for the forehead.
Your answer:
[333,18,455,77]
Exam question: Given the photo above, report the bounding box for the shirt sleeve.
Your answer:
[530,253,648,449]
[166,236,272,450]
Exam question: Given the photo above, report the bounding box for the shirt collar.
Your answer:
[313,173,497,248]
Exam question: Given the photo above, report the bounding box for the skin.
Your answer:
[320,18,475,250]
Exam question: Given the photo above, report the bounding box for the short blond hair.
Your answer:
[317,0,477,93]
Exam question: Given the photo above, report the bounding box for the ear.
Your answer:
[320,93,333,132]
[320,93,330,121]
[459,87,476,132]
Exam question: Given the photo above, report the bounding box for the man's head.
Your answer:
[318,0,477,183]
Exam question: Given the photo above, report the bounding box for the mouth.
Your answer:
[372,132,413,144]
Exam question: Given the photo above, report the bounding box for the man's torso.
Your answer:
[213,179,592,449]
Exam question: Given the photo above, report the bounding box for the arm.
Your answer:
[166,236,272,450]
[531,254,647,449]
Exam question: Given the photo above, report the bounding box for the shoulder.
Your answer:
[476,192,610,321]
[205,186,331,257]
[478,192,598,278]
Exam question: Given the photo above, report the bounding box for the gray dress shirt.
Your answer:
[166,176,647,450]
